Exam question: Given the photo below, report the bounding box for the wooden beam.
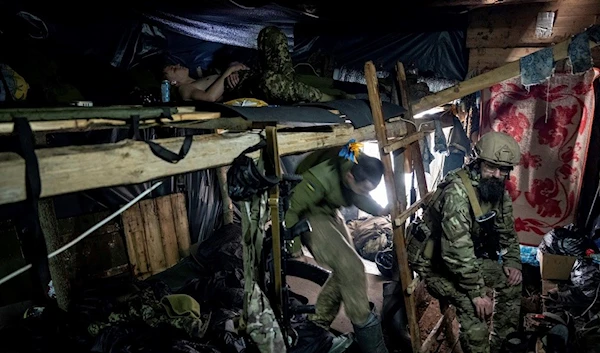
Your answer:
[383,131,426,154]
[0,106,196,122]
[0,110,342,134]
[0,120,407,206]
[0,112,222,134]
[394,191,434,227]
[412,27,600,114]
[419,307,452,353]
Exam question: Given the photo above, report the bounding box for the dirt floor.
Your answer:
[415,288,462,353]
[288,252,464,353]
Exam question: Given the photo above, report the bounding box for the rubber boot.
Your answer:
[352,311,389,353]
[328,333,355,353]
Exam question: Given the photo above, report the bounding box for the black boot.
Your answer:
[352,311,389,353]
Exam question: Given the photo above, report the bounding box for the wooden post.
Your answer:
[364,61,421,353]
[396,62,429,199]
[39,199,73,311]
[217,166,234,225]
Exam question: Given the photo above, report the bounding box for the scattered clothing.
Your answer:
[347,216,393,261]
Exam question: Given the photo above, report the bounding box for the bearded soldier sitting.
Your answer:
[407,131,523,353]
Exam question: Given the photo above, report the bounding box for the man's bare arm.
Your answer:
[182,63,248,102]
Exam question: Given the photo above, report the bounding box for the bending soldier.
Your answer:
[407,131,523,353]
[284,143,390,353]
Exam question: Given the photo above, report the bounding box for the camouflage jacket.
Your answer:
[422,166,521,299]
[284,147,385,228]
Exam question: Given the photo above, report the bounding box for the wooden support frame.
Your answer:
[0,119,409,206]
[366,60,465,353]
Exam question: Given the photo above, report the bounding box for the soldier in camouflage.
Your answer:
[407,131,523,353]
[230,26,343,105]
[284,145,390,353]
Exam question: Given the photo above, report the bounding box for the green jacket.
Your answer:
[284,147,385,228]
[422,166,521,299]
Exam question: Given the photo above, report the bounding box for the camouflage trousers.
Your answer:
[425,260,521,353]
[88,286,210,339]
[232,26,325,105]
[302,212,371,327]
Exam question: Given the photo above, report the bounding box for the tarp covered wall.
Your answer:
[3,3,468,82]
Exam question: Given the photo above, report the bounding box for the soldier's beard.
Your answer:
[478,177,505,203]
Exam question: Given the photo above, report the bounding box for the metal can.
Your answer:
[161,80,170,103]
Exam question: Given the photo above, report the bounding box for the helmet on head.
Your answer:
[473,131,521,167]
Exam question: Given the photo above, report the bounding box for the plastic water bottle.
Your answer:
[161,80,170,103]
[520,245,540,266]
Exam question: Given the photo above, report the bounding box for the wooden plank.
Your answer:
[420,308,451,353]
[467,2,600,48]
[468,47,543,72]
[382,131,426,154]
[55,211,129,283]
[412,29,599,115]
[365,60,422,353]
[155,195,180,268]
[122,203,149,277]
[394,191,434,227]
[171,193,191,258]
[0,112,222,134]
[396,62,429,199]
[140,199,167,275]
[0,106,190,122]
[0,120,408,206]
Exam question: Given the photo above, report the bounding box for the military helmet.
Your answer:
[473,131,521,167]
[227,140,280,201]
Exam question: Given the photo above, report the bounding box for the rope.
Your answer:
[0,181,163,287]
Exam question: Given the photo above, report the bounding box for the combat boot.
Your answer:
[352,310,389,353]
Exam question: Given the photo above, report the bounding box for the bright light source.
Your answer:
[362,141,411,207]
[414,106,445,119]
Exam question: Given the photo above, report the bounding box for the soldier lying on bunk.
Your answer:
[162,61,249,103]
[163,26,352,105]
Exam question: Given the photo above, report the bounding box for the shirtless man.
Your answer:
[163,62,248,102]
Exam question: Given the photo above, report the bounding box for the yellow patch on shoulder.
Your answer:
[307,182,316,192]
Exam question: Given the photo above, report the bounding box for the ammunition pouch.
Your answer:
[406,218,434,265]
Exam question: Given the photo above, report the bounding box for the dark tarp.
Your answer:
[194,102,344,125]
[293,30,468,82]
[2,2,468,99]
[299,99,407,128]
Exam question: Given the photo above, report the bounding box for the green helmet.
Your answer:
[473,131,521,167]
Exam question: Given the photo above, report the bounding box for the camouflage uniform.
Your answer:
[232,26,328,104]
[284,147,386,327]
[409,166,522,353]
[88,286,210,339]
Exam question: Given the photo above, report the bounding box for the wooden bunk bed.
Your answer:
[0,24,598,353]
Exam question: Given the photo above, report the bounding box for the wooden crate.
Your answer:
[121,193,191,279]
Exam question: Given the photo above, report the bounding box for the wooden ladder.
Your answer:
[364,61,458,353]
